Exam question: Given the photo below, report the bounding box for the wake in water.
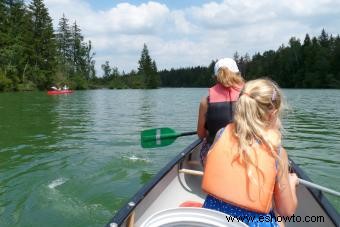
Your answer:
[123,155,150,162]
[48,177,68,189]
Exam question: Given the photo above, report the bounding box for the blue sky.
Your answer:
[44,0,340,75]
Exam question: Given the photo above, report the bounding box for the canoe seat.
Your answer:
[179,200,203,207]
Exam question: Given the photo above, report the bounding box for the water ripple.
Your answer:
[0,89,339,227]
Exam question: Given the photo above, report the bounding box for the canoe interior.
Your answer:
[107,140,339,227]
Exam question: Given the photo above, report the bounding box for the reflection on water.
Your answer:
[139,90,155,127]
[0,88,339,227]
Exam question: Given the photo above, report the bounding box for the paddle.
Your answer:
[298,178,340,197]
[179,169,340,197]
[141,128,196,148]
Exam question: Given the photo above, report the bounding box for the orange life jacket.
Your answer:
[202,123,277,214]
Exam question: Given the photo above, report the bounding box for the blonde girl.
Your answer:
[202,78,298,227]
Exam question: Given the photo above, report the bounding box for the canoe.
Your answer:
[106,139,339,227]
[47,90,73,95]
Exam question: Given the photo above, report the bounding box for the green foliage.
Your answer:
[0,70,12,91]
[138,44,159,88]
[0,0,95,92]
[123,74,145,88]
[107,74,145,89]
[101,61,112,80]
[98,45,160,89]
[159,66,214,87]
[241,30,340,88]
[69,73,88,90]
[56,14,72,67]
[28,0,56,85]
[159,30,340,89]
[16,81,37,91]
[108,77,129,89]
[55,14,95,86]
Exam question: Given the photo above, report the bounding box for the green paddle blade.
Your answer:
[141,127,180,148]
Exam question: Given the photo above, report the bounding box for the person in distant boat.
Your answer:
[63,84,68,90]
[196,57,244,165]
[202,78,299,227]
[51,86,61,91]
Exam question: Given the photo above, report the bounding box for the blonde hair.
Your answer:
[233,78,286,182]
[216,67,244,87]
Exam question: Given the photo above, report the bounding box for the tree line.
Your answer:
[1,1,339,91]
[0,0,95,91]
[100,44,160,89]
[159,29,340,89]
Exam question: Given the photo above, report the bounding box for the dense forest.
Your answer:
[160,30,340,89]
[1,0,339,91]
[0,0,96,91]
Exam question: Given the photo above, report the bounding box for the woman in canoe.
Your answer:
[197,57,244,165]
[202,78,298,227]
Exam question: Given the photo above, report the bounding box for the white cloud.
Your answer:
[44,0,340,76]
[278,0,340,16]
[103,2,169,34]
[189,0,276,29]
[170,10,197,34]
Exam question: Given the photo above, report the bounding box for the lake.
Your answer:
[0,88,339,226]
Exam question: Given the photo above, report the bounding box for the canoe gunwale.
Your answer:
[290,158,340,225]
[106,139,202,227]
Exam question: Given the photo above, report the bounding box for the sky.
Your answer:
[44,0,340,76]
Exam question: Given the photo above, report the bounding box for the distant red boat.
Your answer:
[47,90,73,95]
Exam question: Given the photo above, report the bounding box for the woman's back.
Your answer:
[197,57,244,164]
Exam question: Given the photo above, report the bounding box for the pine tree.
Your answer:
[55,14,96,87]
[149,60,160,88]
[56,14,72,67]
[138,44,151,74]
[101,61,111,80]
[28,0,57,89]
[0,4,5,64]
[138,43,159,88]
[83,40,96,80]
[319,29,329,48]
[71,21,84,73]
[1,0,32,87]
[0,0,7,49]
[331,36,340,87]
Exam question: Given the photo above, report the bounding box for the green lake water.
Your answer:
[0,88,339,226]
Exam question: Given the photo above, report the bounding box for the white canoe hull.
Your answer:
[107,140,339,227]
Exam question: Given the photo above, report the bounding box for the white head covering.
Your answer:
[214,58,239,76]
